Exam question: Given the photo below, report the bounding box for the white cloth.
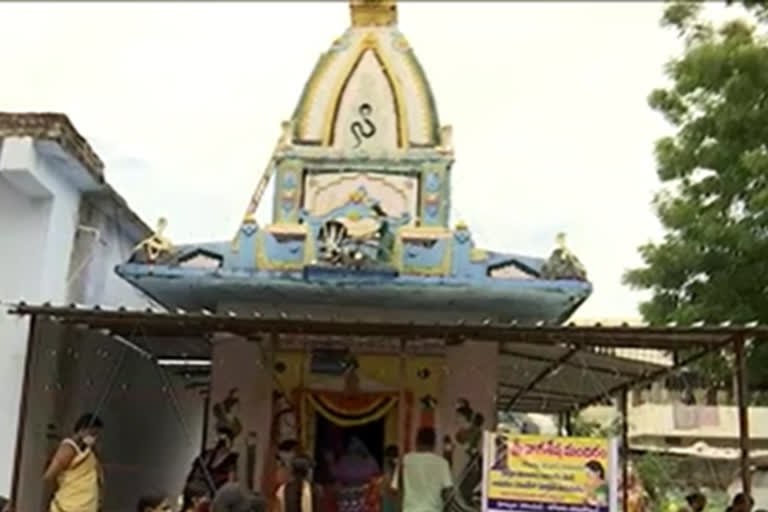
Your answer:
[276,481,312,512]
[396,453,453,512]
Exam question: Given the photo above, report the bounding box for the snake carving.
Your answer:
[350,103,376,148]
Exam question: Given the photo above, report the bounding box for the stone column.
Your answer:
[210,333,273,491]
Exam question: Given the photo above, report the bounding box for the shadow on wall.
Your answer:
[16,319,206,512]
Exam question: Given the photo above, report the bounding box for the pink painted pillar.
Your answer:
[209,333,273,491]
[440,340,499,478]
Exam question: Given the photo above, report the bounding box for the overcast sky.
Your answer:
[0,1,742,320]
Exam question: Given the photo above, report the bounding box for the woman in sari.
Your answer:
[363,446,398,512]
[332,438,380,512]
[43,413,104,512]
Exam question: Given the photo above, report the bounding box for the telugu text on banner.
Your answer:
[482,432,618,512]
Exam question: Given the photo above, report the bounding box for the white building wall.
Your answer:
[0,136,83,495]
[0,130,206,510]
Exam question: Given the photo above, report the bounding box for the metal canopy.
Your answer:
[8,303,755,415]
[497,342,665,414]
[7,303,758,348]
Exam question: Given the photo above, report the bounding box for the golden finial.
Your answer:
[555,232,567,252]
[455,220,468,231]
[350,0,397,27]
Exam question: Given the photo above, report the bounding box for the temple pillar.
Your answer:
[440,340,499,478]
[418,161,451,227]
[271,158,303,224]
[209,333,274,491]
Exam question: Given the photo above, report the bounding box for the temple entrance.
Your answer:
[313,414,385,483]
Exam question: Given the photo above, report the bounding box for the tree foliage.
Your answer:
[569,415,621,438]
[634,453,681,510]
[569,417,680,510]
[624,0,768,390]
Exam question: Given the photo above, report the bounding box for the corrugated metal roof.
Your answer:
[9,302,757,415]
[7,303,760,348]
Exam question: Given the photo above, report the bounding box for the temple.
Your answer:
[118,0,590,325]
[117,0,593,508]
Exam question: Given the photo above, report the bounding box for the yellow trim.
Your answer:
[264,223,307,236]
[306,172,414,219]
[321,32,409,149]
[399,226,451,239]
[305,394,397,427]
[470,248,488,262]
[392,226,453,277]
[401,47,437,146]
[296,50,338,138]
[255,230,305,272]
[312,394,390,416]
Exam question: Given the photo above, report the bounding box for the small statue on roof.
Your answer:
[278,120,294,150]
[540,232,588,281]
[438,125,454,154]
[132,217,174,263]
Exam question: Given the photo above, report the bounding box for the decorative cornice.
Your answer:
[0,112,104,183]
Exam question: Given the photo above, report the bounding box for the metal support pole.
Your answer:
[734,336,752,498]
[398,339,407,454]
[564,411,572,436]
[201,391,211,453]
[10,315,38,504]
[618,390,629,512]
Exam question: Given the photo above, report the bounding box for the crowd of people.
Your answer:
[5,411,759,512]
[31,412,454,512]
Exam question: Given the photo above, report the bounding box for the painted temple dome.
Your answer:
[119,0,592,326]
[290,0,441,150]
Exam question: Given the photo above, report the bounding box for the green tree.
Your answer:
[624,0,768,390]
[634,452,681,511]
[569,414,621,438]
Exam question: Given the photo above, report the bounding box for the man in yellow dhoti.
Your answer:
[43,413,104,512]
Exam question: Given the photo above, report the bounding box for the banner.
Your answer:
[482,432,618,512]
[305,391,399,427]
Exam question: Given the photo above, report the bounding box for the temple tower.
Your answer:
[246,0,454,231]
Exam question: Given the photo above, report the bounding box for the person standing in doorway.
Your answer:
[364,445,399,512]
[397,428,453,512]
[43,413,104,512]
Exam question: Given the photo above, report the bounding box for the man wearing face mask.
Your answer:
[44,413,105,512]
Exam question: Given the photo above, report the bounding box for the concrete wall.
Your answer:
[440,341,499,478]
[582,402,768,447]
[0,134,205,510]
[0,137,83,494]
[66,190,152,308]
